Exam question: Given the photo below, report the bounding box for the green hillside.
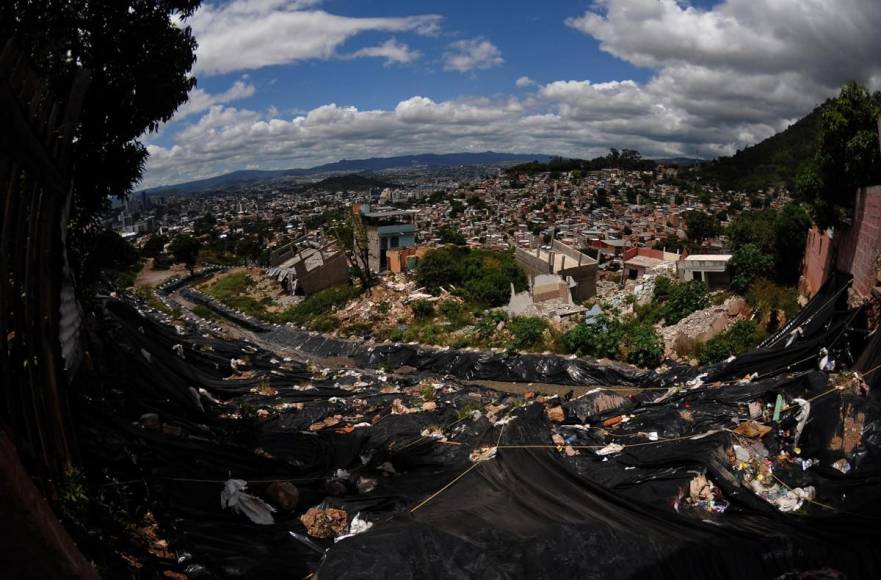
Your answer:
[699,104,826,192]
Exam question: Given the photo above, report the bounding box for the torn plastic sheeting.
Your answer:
[220,479,276,525]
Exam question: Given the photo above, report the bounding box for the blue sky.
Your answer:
[143,0,881,188]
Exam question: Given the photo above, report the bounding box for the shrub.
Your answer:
[746,279,799,318]
[698,320,763,365]
[730,243,774,295]
[276,285,362,325]
[508,316,550,350]
[415,247,527,307]
[561,315,623,359]
[620,323,664,368]
[411,299,435,319]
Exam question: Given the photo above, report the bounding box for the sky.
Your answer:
[141,0,881,188]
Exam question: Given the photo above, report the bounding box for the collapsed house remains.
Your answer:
[266,242,349,295]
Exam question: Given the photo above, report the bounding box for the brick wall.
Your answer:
[800,226,834,298]
[835,186,881,298]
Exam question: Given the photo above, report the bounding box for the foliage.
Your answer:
[277,285,362,326]
[684,211,720,242]
[726,205,812,286]
[439,300,469,328]
[330,210,373,288]
[191,304,218,321]
[699,104,824,192]
[730,244,774,295]
[438,227,466,245]
[1,0,200,285]
[202,272,266,318]
[698,320,763,365]
[141,234,168,262]
[796,82,881,228]
[169,234,200,274]
[620,323,664,368]
[506,149,656,175]
[640,277,710,325]
[562,315,663,368]
[746,279,799,319]
[411,299,435,319]
[507,317,549,350]
[415,247,527,307]
[81,230,140,287]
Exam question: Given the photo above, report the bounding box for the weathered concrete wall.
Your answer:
[800,226,834,298]
[836,186,881,299]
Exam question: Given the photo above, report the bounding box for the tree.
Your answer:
[169,235,200,275]
[797,82,881,228]
[1,0,200,283]
[684,211,720,243]
[773,204,812,285]
[331,210,374,289]
[141,234,168,264]
[438,227,466,245]
[730,243,774,294]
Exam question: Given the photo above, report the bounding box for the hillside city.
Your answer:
[3,2,881,579]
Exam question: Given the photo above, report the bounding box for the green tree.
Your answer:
[1,0,200,281]
[141,234,168,264]
[684,211,720,243]
[773,204,812,285]
[331,210,373,289]
[169,234,200,275]
[730,243,774,294]
[798,82,881,228]
[438,227,466,245]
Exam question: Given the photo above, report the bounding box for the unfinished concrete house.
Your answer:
[266,242,349,295]
[514,239,598,302]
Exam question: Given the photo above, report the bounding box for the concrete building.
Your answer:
[359,205,418,272]
[677,254,732,289]
[266,243,349,296]
[514,239,598,302]
[623,247,680,280]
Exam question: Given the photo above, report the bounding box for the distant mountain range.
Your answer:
[142,151,553,196]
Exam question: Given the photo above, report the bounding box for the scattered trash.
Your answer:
[300,507,348,539]
[266,481,300,511]
[595,443,624,456]
[220,479,276,525]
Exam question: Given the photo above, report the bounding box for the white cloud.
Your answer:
[516,76,536,88]
[143,0,881,187]
[443,38,503,72]
[190,0,442,75]
[349,39,421,65]
[174,80,257,120]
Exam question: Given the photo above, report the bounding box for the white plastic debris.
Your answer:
[172,343,185,359]
[791,397,811,446]
[335,513,374,543]
[595,443,624,456]
[220,479,276,525]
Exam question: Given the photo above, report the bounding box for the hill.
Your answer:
[698,105,825,192]
[300,174,397,192]
[142,151,551,196]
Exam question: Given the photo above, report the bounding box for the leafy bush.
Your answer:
[730,243,774,294]
[203,272,268,318]
[563,315,663,368]
[411,299,435,319]
[415,247,527,307]
[508,316,549,350]
[746,279,799,318]
[561,315,623,359]
[620,323,664,368]
[698,320,763,364]
[639,277,709,325]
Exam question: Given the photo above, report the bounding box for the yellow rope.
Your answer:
[409,460,483,513]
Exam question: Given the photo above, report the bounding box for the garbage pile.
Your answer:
[72,273,881,578]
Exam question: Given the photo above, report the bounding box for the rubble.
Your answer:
[659,295,748,357]
[299,507,348,539]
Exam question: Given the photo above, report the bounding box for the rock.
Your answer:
[266,481,299,511]
[299,507,348,539]
[734,420,772,438]
[140,413,161,431]
[545,405,565,423]
[421,401,437,412]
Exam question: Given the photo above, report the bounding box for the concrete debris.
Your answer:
[659,296,747,357]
